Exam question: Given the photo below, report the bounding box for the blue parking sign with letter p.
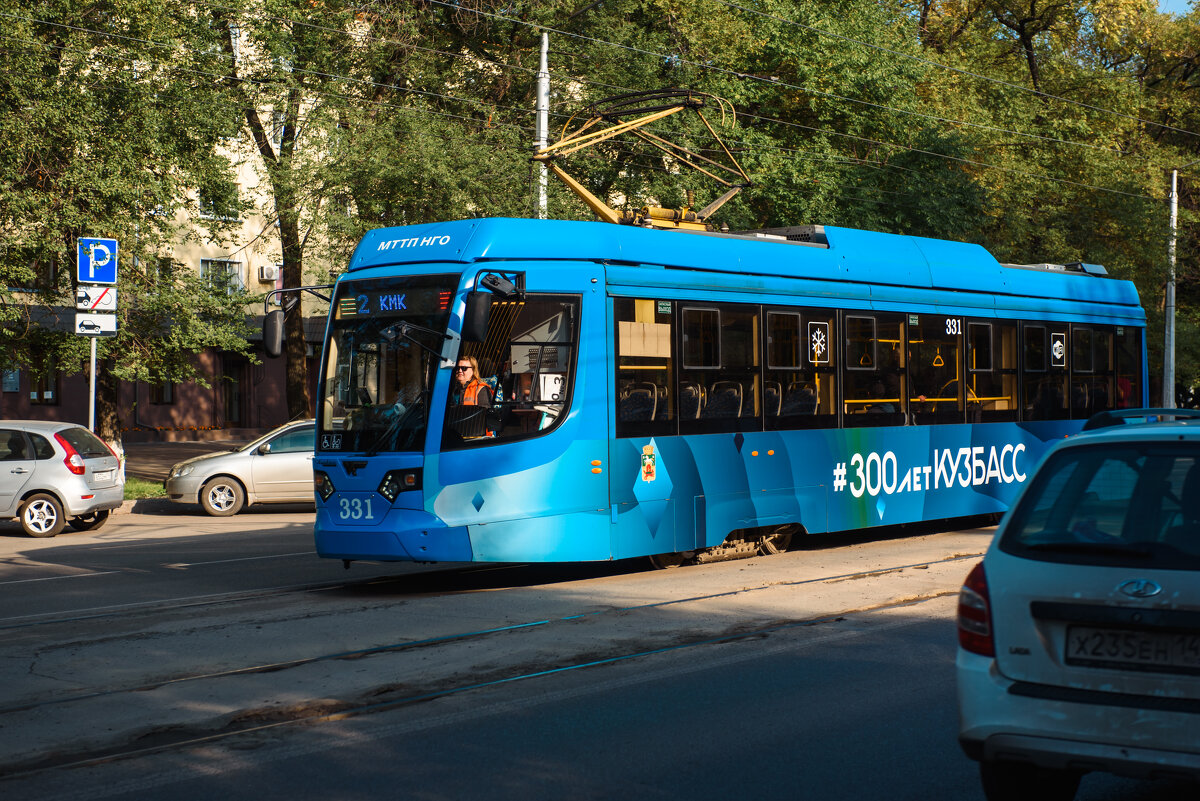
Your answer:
[77,237,118,285]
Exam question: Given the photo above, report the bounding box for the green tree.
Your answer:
[0,1,254,441]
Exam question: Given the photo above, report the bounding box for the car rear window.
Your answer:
[1000,443,1200,568]
[58,427,113,459]
[29,433,55,460]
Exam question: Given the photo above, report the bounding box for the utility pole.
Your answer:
[1167,168,1179,408]
[1166,163,1200,409]
[535,33,549,219]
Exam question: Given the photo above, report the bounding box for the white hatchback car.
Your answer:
[0,421,124,537]
[164,420,315,516]
[957,409,1200,800]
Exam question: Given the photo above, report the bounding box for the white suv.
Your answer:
[957,408,1200,800]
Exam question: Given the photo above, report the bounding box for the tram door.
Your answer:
[611,295,688,558]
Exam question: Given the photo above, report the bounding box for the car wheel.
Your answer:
[200,477,245,516]
[980,761,1081,801]
[19,493,66,538]
[69,510,111,532]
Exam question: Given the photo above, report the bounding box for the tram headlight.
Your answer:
[379,469,421,502]
[314,470,335,502]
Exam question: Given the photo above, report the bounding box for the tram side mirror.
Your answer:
[264,310,285,358]
[462,291,492,342]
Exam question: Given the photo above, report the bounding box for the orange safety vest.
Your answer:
[461,379,495,437]
[461,379,489,406]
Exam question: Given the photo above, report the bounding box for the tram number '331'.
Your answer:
[945,318,962,335]
[338,496,377,521]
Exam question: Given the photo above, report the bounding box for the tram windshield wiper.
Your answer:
[383,321,452,361]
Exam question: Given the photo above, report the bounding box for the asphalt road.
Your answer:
[0,515,1192,800]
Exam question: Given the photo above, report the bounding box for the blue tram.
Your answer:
[308,218,1146,565]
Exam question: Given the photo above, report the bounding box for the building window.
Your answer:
[150,382,174,405]
[201,259,245,294]
[30,367,59,405]
[199,187,239,221]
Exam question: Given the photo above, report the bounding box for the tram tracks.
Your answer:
[0,562,526,633]
[0,542,985,780]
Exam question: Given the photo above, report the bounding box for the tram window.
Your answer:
[843,314,905,428]
[615,298,675,438]
[682,308,720,369]
[1023,324,1069,421]
[1072,328,1094,373]
[1024,325,1047,372]
[845,316,876,371]
[766,312,801,369]
[908,316,963,425]
[1070,326,1115,419]
[444,295,579,448]
[1115,326,1142,408]
[967,322,1018,423]
[765,309,836,430]
[680,303,761,435]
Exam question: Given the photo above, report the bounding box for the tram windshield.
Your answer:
[319,274,456,453]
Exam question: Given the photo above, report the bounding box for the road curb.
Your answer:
[112,498,183,516]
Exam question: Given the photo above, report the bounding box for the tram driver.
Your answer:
[445,356,496,440]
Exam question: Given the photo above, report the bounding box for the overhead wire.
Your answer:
[418,0,1163,158]
[0,4,1168,216]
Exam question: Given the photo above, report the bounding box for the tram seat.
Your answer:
[764,381,782,417]
[703,381,742,419]
[619,382,658,422]
[680,382,705,419]
[1071,382,1090,417]
[781,384,818,415]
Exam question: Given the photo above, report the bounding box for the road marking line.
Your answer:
[0,571,119,586]
[162,552,314,568]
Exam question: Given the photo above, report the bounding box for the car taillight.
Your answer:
[957,561,994,657]
[53,432,86,476]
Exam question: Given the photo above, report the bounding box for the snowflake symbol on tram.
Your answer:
[811,328,827,362]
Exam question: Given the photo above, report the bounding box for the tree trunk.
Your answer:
[95,358,125,472]
[279,212,311,421]
[1020,32,1041,93]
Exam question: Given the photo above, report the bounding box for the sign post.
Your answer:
[76,238,119,431]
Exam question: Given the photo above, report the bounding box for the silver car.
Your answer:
[165,420,315,516]
[0,421,124,537]
[957,409,1200,800]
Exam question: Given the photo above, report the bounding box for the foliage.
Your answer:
[6,0,1200,404]
[0,0,255,435]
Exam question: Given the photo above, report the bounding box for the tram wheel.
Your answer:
[649,551,688,569]
[758,524,795,555]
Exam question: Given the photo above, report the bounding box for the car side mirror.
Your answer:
[264,310,284,358]
[462,291,492,343]
[258,443,271,455]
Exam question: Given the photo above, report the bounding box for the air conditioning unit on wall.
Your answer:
[259,264,280,282]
